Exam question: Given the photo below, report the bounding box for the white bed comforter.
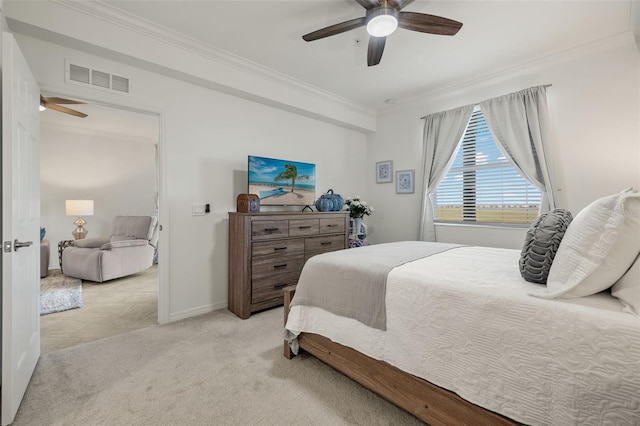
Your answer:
[285,246,640,425]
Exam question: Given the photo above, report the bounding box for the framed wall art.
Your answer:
[396,169,415,194]
[376,160,393,183]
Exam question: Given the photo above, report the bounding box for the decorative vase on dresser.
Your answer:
[228,210,349,319]
[354,217,364,237]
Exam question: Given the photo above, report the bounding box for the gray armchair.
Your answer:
[62,216,158,282]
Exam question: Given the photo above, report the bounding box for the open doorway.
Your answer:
[38,99,161,353]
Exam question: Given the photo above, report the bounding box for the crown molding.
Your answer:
[50,0,375,117]
[383,30,636,114]
[42,121,157,145]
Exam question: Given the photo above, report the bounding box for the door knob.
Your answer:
[14,239,33,251]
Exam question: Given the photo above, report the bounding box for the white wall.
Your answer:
[40,125,157,269]
[14,34,368,321]
[367,34,640,249]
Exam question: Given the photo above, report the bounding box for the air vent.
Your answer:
[65,60,130,95]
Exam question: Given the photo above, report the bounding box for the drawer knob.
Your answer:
[274,246,288,251]
[264,228,279,232]
[298,225,312,229]
[274,283,288,289]
[321,242,332,246]
[327,224,337,227]
[273,264,288,269]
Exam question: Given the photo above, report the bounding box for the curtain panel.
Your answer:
[418,105,474,241]
[479,86,556,212]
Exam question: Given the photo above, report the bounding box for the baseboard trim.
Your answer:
[168,301,227,323]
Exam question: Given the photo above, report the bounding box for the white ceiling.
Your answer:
[100,0,634,109]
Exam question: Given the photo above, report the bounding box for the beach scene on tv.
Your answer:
[248,156,316,206]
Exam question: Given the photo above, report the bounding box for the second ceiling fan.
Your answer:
[302,0,463,66]
[40,95,88,118]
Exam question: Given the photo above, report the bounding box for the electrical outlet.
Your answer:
[192,204,206,216]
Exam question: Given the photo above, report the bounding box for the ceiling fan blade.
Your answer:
[398,12,463,36]
[302,17,367,42]
[387,0,414,10]
[42,96,85,105]
[45,103,88,118]
[367,36,386,66]
[355,0,380,10]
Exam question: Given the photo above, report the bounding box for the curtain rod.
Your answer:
[420,84,552,120]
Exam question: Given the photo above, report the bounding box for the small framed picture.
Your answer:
[396,170,415,194]
[376,160,393,183]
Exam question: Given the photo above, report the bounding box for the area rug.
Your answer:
[40,270,83,315]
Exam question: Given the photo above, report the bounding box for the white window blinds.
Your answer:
[434,108,542,225]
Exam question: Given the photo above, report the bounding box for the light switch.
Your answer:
[192,204,205,216]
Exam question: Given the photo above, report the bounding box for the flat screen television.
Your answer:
[248,155,316,206]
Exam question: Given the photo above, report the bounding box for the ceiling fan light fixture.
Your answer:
[366,9,398,37]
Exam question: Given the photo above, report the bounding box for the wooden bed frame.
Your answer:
[283,286,519,426]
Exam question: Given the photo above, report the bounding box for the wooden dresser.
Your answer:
[228,211,349,319]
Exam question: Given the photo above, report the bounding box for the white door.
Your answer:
[1,32,41,426]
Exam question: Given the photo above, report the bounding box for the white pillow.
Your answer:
[542,188,640,298]
[611,254,640,314]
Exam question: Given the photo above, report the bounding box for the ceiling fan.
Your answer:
[302,0,463,66]
[40,95,88,118]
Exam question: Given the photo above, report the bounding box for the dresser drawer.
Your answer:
[289,219,319,237]
[320,217,345,234]
[252,220,288,240]
[305,234,345,256]
[252,239,304,258]
[252,272,300,304]
[252,255,304,279]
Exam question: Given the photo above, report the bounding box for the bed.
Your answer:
[284,242,640,426]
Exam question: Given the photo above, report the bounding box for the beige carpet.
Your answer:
[15,307,424,425]
[40,265,158,353]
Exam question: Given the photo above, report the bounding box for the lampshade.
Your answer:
[366,14,398,37]
[65,199,94,216]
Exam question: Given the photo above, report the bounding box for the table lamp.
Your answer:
[65,199,94,240]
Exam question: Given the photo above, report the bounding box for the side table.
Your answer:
[58,240,75,273]
[40,240,50,278]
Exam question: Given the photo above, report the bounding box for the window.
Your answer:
[434,108,541,225]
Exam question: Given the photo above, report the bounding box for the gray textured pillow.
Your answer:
[520,209,573,284]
